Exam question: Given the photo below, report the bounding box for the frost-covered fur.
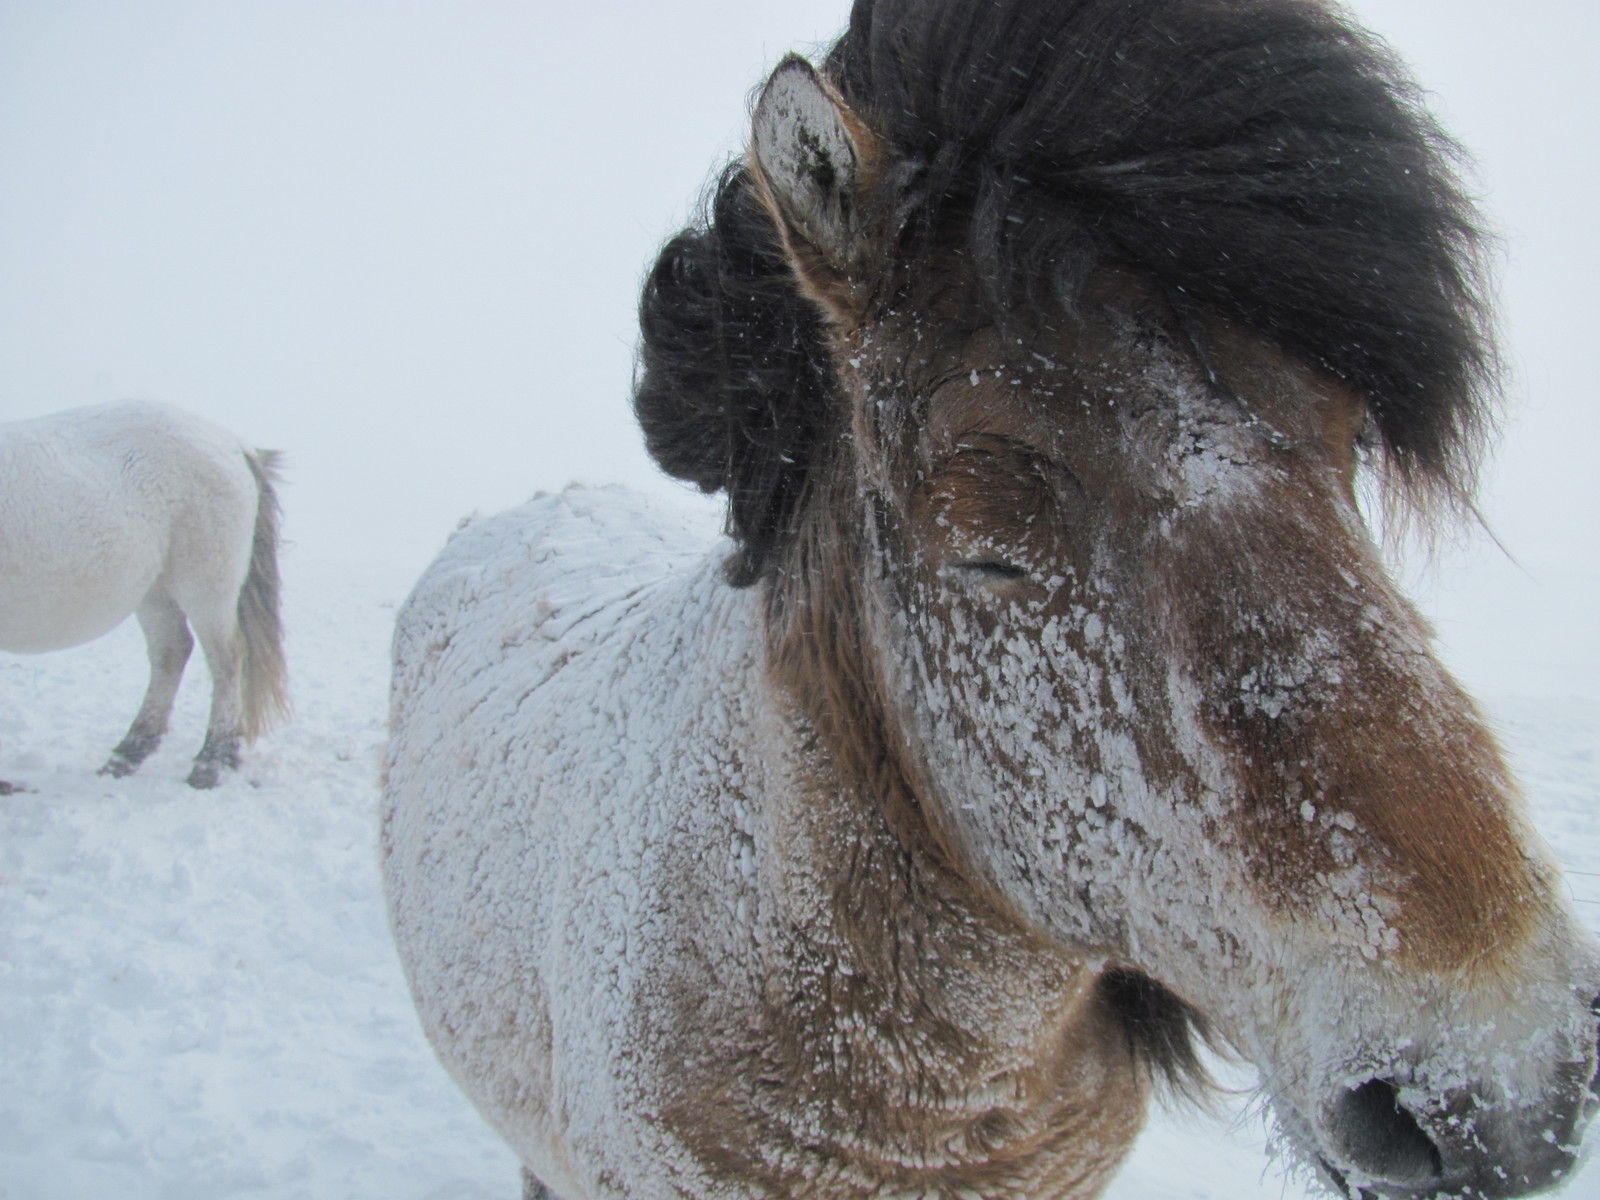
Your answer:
[385,473,1596,1200]
[387,489,1156,1200]
[387,1,1600,1197]
[0,401,287,789]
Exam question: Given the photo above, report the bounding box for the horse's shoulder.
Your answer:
[393,486,721,706]
[406,484,712,610]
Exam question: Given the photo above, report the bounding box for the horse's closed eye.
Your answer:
[949,559,1029,582]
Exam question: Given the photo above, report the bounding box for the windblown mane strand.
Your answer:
[633,0,1496,584]
[1097,968,1216,1100]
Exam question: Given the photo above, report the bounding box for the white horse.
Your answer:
[0,401,288,790]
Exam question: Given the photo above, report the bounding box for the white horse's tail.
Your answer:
[238,448,290,740]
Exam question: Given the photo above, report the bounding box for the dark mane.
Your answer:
[635,0,1495,585]
[635,165,840,587]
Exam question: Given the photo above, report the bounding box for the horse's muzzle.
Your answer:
[1315,1041,1600,1200]
[1325,1078,1441,1191]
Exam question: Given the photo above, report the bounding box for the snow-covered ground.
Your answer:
[1,2,1596,1197]
[1,525,1596,1200]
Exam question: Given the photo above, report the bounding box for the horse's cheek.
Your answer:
[880,589,1129,946]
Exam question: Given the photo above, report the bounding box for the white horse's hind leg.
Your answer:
[100,590,194,778]
[183,607,245,790]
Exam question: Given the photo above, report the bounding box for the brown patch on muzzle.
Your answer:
[1173,490,1545,978]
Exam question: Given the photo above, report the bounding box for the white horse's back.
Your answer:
[0,402,254,652]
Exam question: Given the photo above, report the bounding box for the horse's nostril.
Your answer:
[1331,1078,1445,1189]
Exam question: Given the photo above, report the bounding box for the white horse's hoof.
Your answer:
[185,762,223,789]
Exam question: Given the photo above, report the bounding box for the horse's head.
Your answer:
[637,2,1600,1195]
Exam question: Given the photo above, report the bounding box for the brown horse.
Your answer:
[383,2,1600,1197]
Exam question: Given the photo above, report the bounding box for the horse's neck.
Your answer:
[763,724,1077,1037]
[496,510,1145,1194]
[725,679,1143,1193]
[547,512,1143,1189]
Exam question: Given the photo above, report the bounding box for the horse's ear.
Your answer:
[750,55,881,318]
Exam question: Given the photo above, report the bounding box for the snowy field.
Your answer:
[2,0,1597,1197]
[1,524,1596,1200]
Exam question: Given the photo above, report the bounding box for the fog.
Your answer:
[2,0,1595,699]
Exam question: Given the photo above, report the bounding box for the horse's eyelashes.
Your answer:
[950,558,1029,582]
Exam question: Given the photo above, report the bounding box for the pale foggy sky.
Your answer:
[0,1,1594,699]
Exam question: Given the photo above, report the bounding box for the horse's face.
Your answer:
[854,298,1599,1194]
[753,59,1600,1197]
